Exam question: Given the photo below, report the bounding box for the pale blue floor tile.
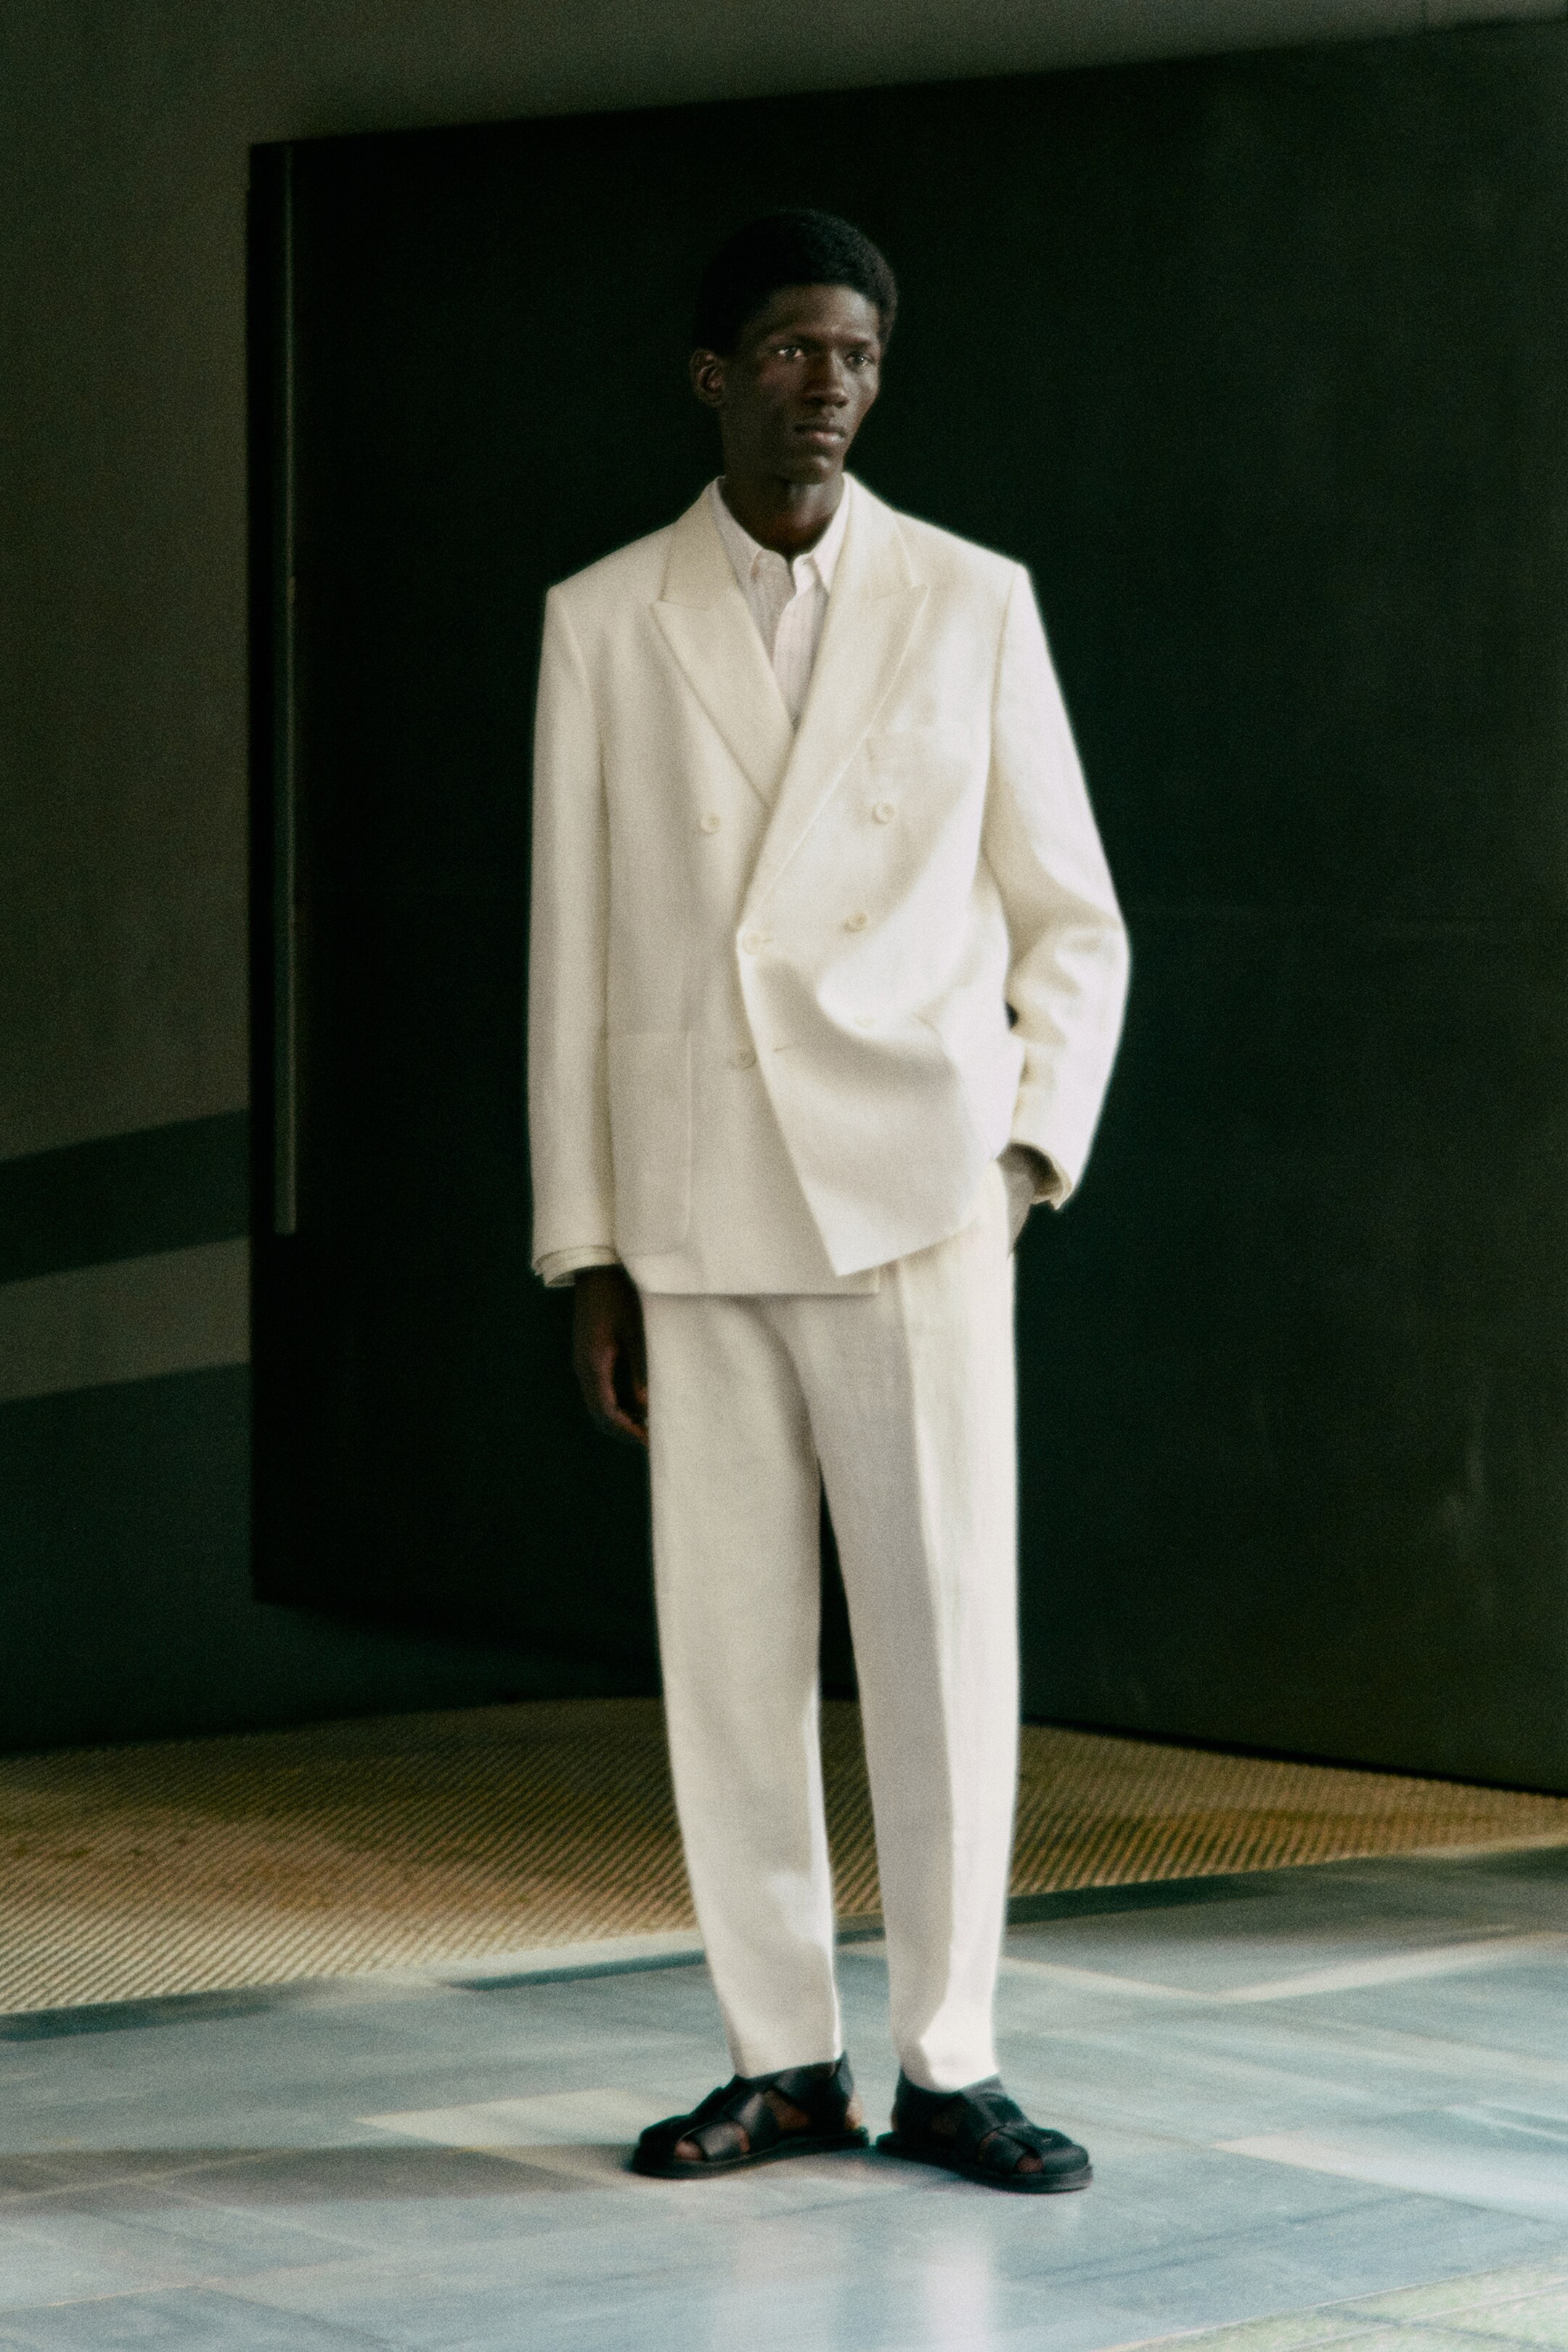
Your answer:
[1219,2102,1568,2223]
[216,2184,1564,2352]
[1285,1964,1568,2062]
[0,2285,388,2350]
[9,2176,375,2281]
[1004,1913,1516,2000]
[1004,2022,1471,2140]
[2,1848,1566,2351]
[0,2212,195,2314]
[154,2143,598,2255]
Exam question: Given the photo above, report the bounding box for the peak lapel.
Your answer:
[653,492,793,809]
[748,484,926,904]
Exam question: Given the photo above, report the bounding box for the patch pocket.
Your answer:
[607,1031,692,1257]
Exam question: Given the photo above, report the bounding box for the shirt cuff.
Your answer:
[1002,1141,1066,1211]
[536,1245,620,1289]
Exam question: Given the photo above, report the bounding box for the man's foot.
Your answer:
[630,2055,868,2178]
[877,2073,1092,2194]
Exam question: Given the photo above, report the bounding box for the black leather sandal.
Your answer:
[877,2073,1092,2194]
[630,2054,868,2179]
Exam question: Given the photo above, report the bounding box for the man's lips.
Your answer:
[793,420,845,438]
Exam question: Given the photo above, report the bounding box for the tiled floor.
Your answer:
[1,1844,1565,2349]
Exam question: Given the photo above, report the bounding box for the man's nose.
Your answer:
[803,356,850,403]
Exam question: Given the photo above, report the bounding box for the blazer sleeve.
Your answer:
[981,565,1130,1204]
[527,589,617,1278]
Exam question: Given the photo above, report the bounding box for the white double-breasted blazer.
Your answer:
[528,477,1129,1294]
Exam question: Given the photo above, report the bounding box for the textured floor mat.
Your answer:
[2,1698,1565,2012]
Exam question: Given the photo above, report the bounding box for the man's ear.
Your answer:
[690,348,727,409]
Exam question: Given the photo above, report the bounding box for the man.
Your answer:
[528,211,1127,2191]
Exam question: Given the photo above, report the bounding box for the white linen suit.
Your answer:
[528,477,1127,2088]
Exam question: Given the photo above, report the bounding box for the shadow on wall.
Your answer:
[0,1362,650,1754]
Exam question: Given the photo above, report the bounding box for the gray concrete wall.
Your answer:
[0,0,1559,1748]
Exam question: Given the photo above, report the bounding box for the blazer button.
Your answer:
[698,812,722,833]
[854,1013,876,1029]
[844,911,869,932]
[740,929,769,955]
[871,800,897,824]
[730,1047,757,1069]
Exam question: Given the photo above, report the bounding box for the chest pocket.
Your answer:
[865,731,976,793]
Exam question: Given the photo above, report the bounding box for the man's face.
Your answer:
[691,284,883,483]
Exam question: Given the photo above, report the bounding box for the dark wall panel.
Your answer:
[253,23,1568,1786]
[0,1366,638,1754]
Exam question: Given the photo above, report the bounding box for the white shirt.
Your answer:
[707,476,851,730]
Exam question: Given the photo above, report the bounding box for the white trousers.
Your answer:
[642,1165,1018,2092]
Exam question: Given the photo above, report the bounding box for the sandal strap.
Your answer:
[893,2073,1083,2176]
[639,2057,856,2168]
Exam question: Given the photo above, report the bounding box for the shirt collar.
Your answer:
[709,475,852,592]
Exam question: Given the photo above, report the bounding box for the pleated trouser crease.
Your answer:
[641,1165,1018,2093]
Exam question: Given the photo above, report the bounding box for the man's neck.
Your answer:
[718,471,844,559]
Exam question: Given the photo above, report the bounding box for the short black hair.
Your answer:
[693,210,898,354]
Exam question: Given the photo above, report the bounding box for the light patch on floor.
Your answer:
[362,2089,658,2186]
[1000,1927,1568,2006]
[1218,2107,1568,2224]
